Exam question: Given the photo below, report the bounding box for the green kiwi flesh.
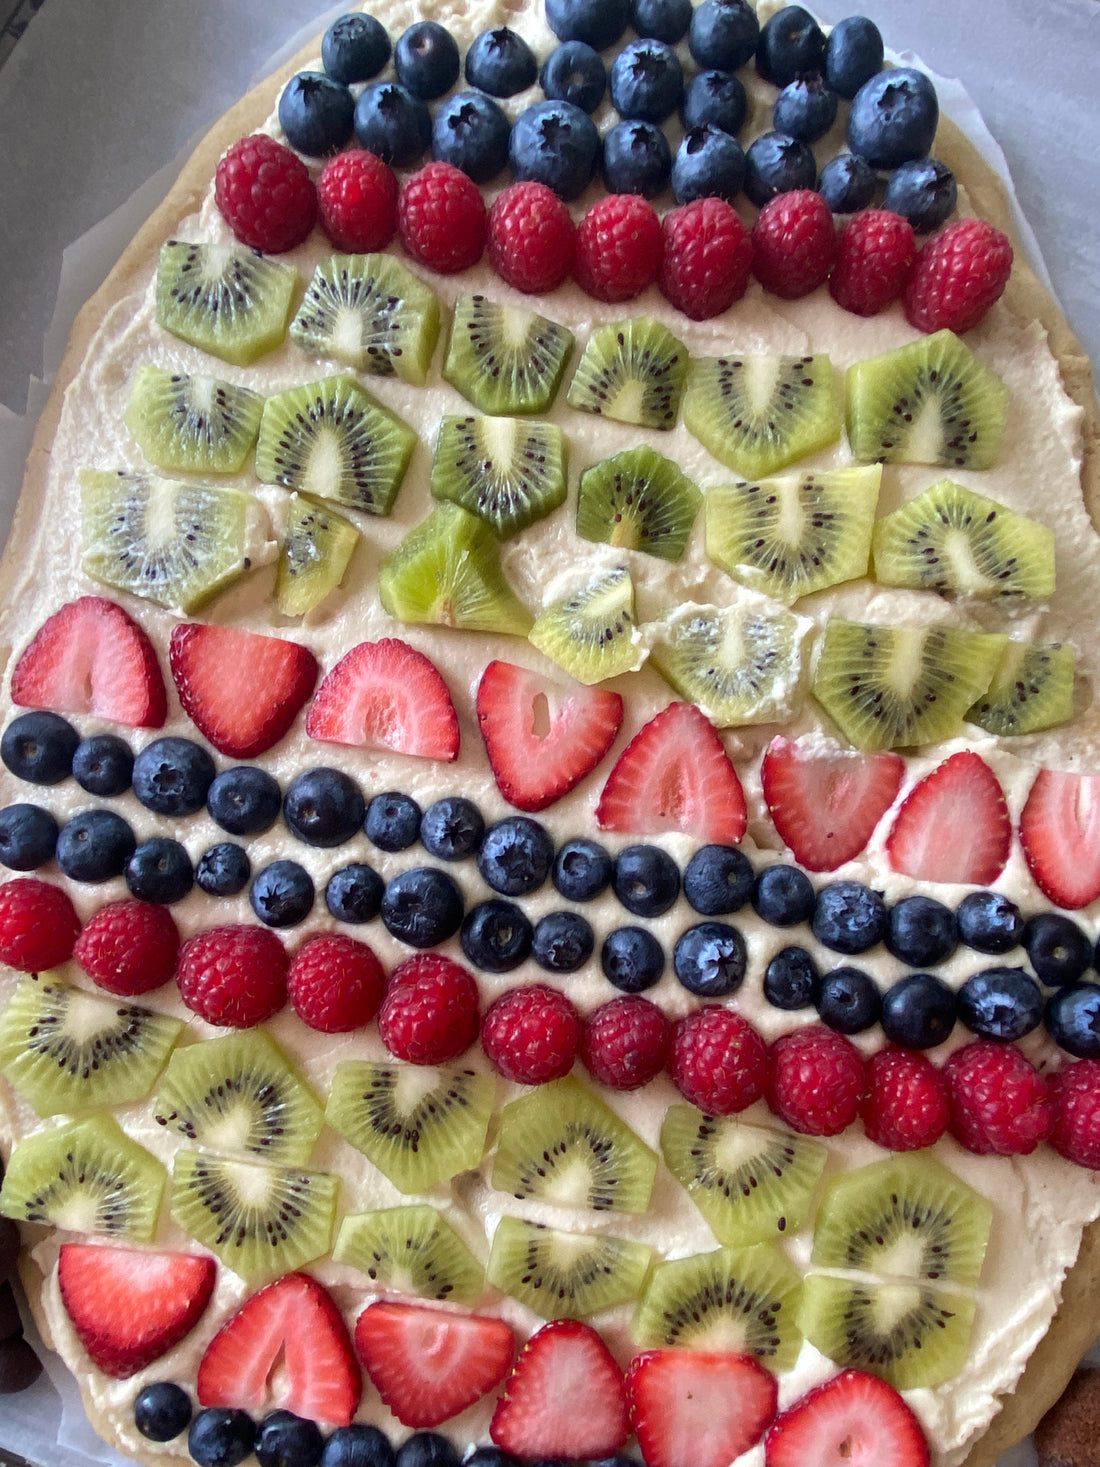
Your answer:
[443,294,574,415]
[528,565,643,685]
[430,415,568,538]
[333,1204,485,1304]
[566,316,689,430]
[576,446,701,561]
[275,493,360,617]
[486,1214,651,1319]
[683,354,841,479]
[290,253,440,385]
[155,240,296,367]
[124,364,264,474]
[967,639,1076,736]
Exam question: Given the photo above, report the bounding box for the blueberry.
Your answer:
[432,90,511,183]
[553,838,614,901]
[602,120,671,198]
[673,921,746,997]
[743,130,816,206]
[133,737,216,817]
[763,945,818,1009]
[681,70,747,137]
[613,844,680,917]
[381,867,464,947]
[672,124,747,203]
[886,895,958,968]
[394,1436,461,1467]
[255,1410,324,1467]
[72,733,133,797]
[134,1381,192,1442]
[461,899,533,972]
[394,21,460,99]
[602,926,665,992]
[1,711,78,785]
[847,67,940,170]
[466,27,538,97]
[880,972,957,1049]
[127,839,194,904]
[478,816,554,896]
[824,15,884,100]
[755,5,826,86]
[509,100,601,200]
[630,0,692,44]
[250,860,315,928]
[539,42,606,114]
[1024,912,1093,985]
[326,863,384,924]
[816,965,881,1034]
[1047,984,1100,1059]
[365,792,423,852]
[688,0,760,71]
[532,911,595,972]
[610,39,683,123]
[196,842,251,898]
[465,1452,519,1467]
[0,804,57,870]
[956,890,1024,955]
[207,766,282,837]
[817,153,877,213]
[772,74,838,144]
[420,797,485,861]
[683,844,754,915]
[812,881,888,954]
[278,72,355,156]
[188,1407,256,1467]
[882,157,957,232]
[322,1425,396,1467]
[959,966,1044,1042]
[752,864,815,927]
[284,768,365,848]
[56,808,136,882]
[322,13,392,84]
[546,0,630,51]
[354,83,432,167]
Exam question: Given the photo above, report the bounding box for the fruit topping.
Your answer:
[968,640,1075,736]
[0,876,81,971]
[278,71,355,156]
[509,100,601,202]
[317,148,398,253]
[420,797,485,862]
[398,161,487,275]
[334,1205,484,1305]
[763,945,818,1010]
[568,317,687,430]
[481,983,581,1084]
[689,0,759,70]
[602,924,666,992]
[1025,911,1092,984]
[862,1048,950,1151]
[752,190,837,300]
[487,1214,652,1319]
[353,82,431,169]
[744,132,817,208]
[573,193,664,302]
[684,843,754,915]
[825,16,885,98]
[155,240,296,366]
[490,1318,629,1459]
[487,181,576,294]
[251,859,314,928]
[668,1006,765,1113]
[306,638,459,761]
[581,994,669,1090]
[673,922,746,996]
[682,68,747,135]
[377,952,479,1063]
[189,1409,257,1467]
[944,1039,1053,1155]
[125,364,264,475]
[322,14,390,85]
[756,4,825,84]
[818,154,877,215]
[175,924,288,1029]
[753,864,816,926]
[603,120,673,199]
[381,866,464,947]
[1050,1062,1100,1169]
[577,446,701,560]
[658,196,753,320]
[1,710,79,785]
[1020,769,1100,910]
[685,354,841,479]
[829,209,916,316]
[765,1368,930,1467]
[431,414,568,538]
[886,750,1011,885]
[276,494,359,619]
[529,565,642,684]
[773,75,839,144]
[394,20,460,101]
[883,158,958,234]
[0,803,57,872]
[466,26,538,98]
[196,845,252,901]
[611,37,683,122]
[767,1025,864,1136]
[1047,986,1100,1060]
[290,254,440,384]
[444,294,574,417]
[133,1382,193,1443]
[847,66,939,170]
[215,134,317,253]
[905,217,1014,335]
[286,932,385,1036]
[540,39,606,113]
[811,880,888,955]
[627,1349,778,1467]
[53,807,133,885]
[554,836,615,902]
[432,91,512,186]
[762,735,904,872]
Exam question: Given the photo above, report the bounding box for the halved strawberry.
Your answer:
[306,637,459,761]
[477,659,623,812]
[11,596,166,728]
[628,1350,778,1467]
[765,1368,930,1467]
[57,1243,215,1379]
[885,751,1010,884]
[490,1318,629,1460]
[596,702,746,843]
[354,1301,514,1428]
[197,1272,360,1429]
[1020,768,1100,909]
[762,735,904,871]
[169,622,318,759]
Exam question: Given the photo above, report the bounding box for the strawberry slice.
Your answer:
[354,1301,514,1428]
[306,638,459,761]
[57,1243,215,1379]
[490,1318,629,1459]
[170,622,318,759]
[765,1368,930,1467]
[596,702,746,843]
[197,1272,360,1429]
[628,1350,778,1467]
[885,751,1010,885]
[1020,768,1100,909]
[11,596,166,728]
[476,660,623,812]
[762,735,904,871]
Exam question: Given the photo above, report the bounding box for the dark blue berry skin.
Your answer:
[756,5,825,85]
[365,792,422,852]
[613,845,680,917]
[816,966,881,1034]
[0,804,57,870]
[880,972,957,1049]
[672,124,746,204]
[743,130,816,206]
[602,926,665,992]
[134,1381,192,1442]
[539,42,606,114]
[509,101,601,201]
[354,83,432,167]
[461,899,533,972]
[546,0,630,51]
[763,945,818,1009]
[420,797,485,861]
[278,72,355,156]
[602,120,672,198]
[478,816,554,897]
[56,809,136,882]
[956,890,1024,955]
[322,13,392,84]
[72,734,133,797]
[381,867,464,947]
[883,157,957,233]
[847,68,939,171]
[532,911,595,972]
[395,1434,461,1467]
[432,91,511,184]
[959,967,1044,1042]
[321,1425,396,1467]
[283,768,365,849]
[1,711,78,785]
[196,843,251,898]
[886,896,958,968]
[682,71,747,138]
[772,75,839,144]
[188,1407,256,1467]
[255,1410,324,1467]
[812,881,888,955]
[394,21,460,99]
[207,766,282,837]
[752,864,815,927]
[631,0,692,44]
[689,0,759,71]
[817,153,876,213]
[673,921,746,997]
[127,839,194,905]
[610,39,683,123]
[553,838,614,901]
[1047,984,1100,1059]
[465,1451,520,1467]
[1024,913,1093,985]
[250,860,315,929]
[466,27,538,98]
[326,864,384,924]
[133,738,216,818]
[683,844,754,916]
[824,15,885,100]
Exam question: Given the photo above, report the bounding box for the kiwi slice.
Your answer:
[153,1029,323,1167]
[290,253,440,385]
[124,363,264,475]
[846,329,1010,471]
[812,619,1007,751]
[528,566,643,685]
[576,446,701,561]
[486,1215,652,1320]
[170,1150,337,1283]
[379,503,532,635]
[0,1115,165,1242]
[80,469,271,613]
[683,354,841,479]
[660,1105,827,1248]
[333,1204,485,1304]
[255,375,416,517]
[705,465,881,602]
[0,974,181,1118]
[430,415,568,539]
[156,240,297,367]
[444,294,574,416]
[567,317,689,430]
[325,1062,495,1194]
[632,1245,803,1371]
[275,493,359,617]
[967,639,1076,736]
[798,1273,976,1390]
[491,1075,657,1215]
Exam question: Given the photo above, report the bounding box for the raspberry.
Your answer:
[581,995,670,1091]
[658,196,753,320]
[317,148,398,253]
[214,133,317,253]
[767,1024,864,1136]
[1050,1061,1100,1169]
[903,216,1014,335]
[943,1039,1053,1155]
[861,1048,950,1151]
[751,189,837,300]
[830,208,916,316]
[488,181,575,293]
[378,953,480,1065]
[481,983,581,1085]
[176,925,288,1029]
[287,932,386,1034]
[0,877,81,972]
[573,195,663,304]
[397,161,487,275]
[73,900,179,997]
[670,1006,767,1114]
